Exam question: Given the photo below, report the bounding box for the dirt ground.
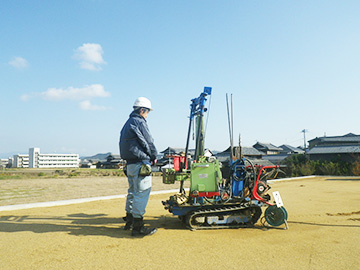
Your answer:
[0,176,359,269]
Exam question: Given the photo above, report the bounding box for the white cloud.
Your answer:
[20,94,31,101]
[73,43,106,71]
[40,84,110,101]
[79,100,108,111]
[21,84,111,111]
[9,57,29,69]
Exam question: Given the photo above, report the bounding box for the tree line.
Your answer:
[281,154,360,177]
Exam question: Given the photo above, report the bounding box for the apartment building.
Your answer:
[29,148,79,168]
[13,148,79,168]
[13,154,29,168]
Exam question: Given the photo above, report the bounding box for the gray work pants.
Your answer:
[125,162,152,218]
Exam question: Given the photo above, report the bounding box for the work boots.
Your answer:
[122,212,133,230]
[131,217,157,237]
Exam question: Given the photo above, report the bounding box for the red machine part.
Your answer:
[251,165,280,206]
[172,155,188,171]
[190,191,220,198]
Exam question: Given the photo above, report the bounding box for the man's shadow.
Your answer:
[0,213,186,239]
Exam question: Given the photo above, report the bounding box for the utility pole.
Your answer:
[301,129,308,150]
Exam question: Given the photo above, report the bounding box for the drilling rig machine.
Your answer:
[162,87,288,230]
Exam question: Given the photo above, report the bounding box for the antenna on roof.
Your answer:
[301,129,308,150]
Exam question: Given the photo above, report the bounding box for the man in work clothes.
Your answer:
[119,97,158,236]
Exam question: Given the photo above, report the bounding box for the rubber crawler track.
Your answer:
[185,203,262,230]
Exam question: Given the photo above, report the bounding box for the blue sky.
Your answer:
[1,1,360,158]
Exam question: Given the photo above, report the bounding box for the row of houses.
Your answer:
[81,132,360,170]
[246,133,360,163]
[80,154,125,169]
[157,143,303,168]
[307,133,360,162]
[4,133,358,170]
[155,133,360,168]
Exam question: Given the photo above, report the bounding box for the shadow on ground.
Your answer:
[2,211,358,238]
[0,213,187,239]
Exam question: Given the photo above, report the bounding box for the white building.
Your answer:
[29,148,80,168]
[13,154,29,168]
[0,158,12,168]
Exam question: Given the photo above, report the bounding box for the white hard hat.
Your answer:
[133,97,153,110]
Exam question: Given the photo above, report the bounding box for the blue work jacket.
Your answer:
[119,111,157,164]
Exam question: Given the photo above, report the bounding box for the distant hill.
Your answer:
[80,152,111,161]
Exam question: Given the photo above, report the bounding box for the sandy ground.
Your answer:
[0,176,359,269]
